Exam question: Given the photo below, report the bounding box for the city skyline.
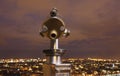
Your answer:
[0,0,120,58]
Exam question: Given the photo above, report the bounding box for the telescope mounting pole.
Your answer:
[50,39,58,50]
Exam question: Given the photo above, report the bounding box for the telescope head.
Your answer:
[40,8,70,40]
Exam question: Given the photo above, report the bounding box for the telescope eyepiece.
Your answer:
[50,8,58,17]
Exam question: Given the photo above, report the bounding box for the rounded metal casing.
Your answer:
[40,17,65,39]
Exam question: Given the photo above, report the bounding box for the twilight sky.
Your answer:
[0,0,120,58]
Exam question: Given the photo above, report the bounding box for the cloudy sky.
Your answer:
[0,0,120,58]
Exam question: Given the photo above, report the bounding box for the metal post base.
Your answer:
[43,49,71,76]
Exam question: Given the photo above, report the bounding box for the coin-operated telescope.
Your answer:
[40,8,70,40]
[40,8,71,76]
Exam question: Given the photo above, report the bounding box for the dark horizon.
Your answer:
[0,0,120,58]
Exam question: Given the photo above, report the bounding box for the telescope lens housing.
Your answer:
[50,30,58,39]
[40,17,69,39]
[51,33,56,38]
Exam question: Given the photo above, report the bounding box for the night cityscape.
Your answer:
[0,0,120,76]
[0,58,120,76]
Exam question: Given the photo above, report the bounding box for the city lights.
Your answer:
[0,58,120,76]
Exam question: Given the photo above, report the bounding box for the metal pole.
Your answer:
[49,39,61,64]
[50,39,58,50]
